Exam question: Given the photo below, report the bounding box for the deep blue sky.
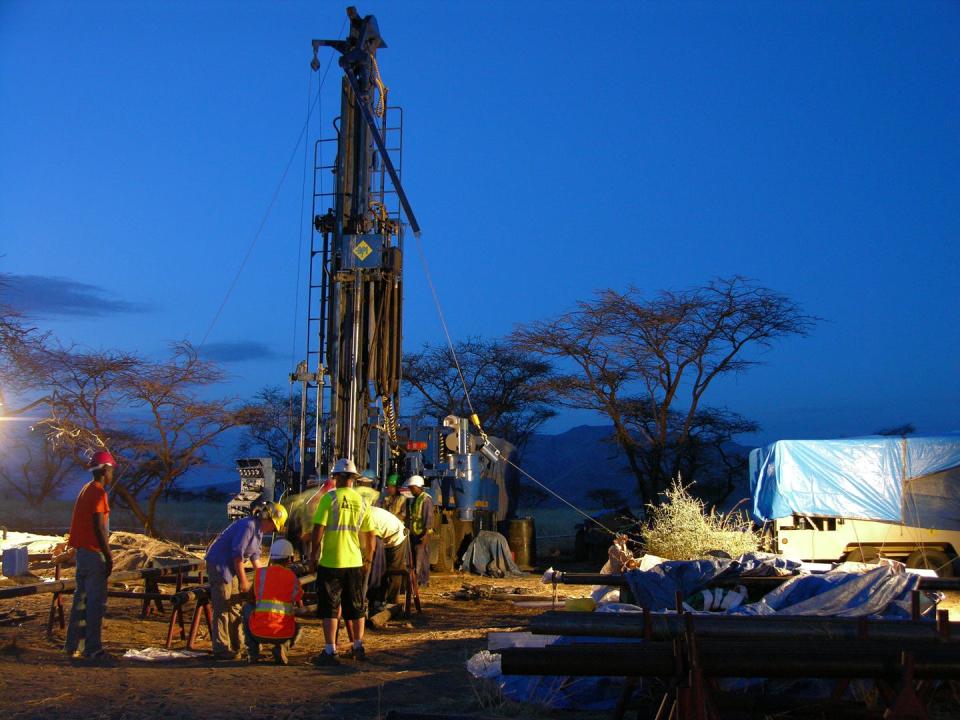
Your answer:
[2,0,958,446]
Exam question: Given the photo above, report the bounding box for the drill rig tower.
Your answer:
[295,7,420,485]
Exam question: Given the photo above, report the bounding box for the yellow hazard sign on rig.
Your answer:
[353,240,373,261]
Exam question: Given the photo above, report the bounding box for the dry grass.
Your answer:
[642,479,761,560]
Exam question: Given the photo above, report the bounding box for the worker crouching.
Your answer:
[243,538,303,665]
[204,502,288,661]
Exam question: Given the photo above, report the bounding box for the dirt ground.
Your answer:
[2,570,959,720]
[0,569,563,720]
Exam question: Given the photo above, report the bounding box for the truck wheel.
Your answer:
[906,549,955,578]
[845,547,880,564]
[432,522,456,573]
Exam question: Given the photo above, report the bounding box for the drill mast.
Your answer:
[297,7,417,485]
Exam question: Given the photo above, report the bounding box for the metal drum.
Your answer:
[507,517,536,569]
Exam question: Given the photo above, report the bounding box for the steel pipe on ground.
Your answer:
[530,611,958,643]
[500,640,960,679]
[169,572,315,607]
[557,572,960,592]
[0,560,205,600]
[171,586,210,606]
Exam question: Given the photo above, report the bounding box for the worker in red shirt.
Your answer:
[64,450,115,661]
[242,538,303,665]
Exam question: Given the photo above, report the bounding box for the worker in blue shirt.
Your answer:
[205,503,288,661]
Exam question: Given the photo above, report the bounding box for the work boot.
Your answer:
[311,651,339,667]
[85,650,119,666]
[273,644,288,666]
[248,651,260,665]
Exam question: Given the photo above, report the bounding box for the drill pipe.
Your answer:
[169,573,316,607]
[171,586,210,606]
[557,572,960,592]
[529,611,958,643]
[500,640,960,679]
[0,560,204,600]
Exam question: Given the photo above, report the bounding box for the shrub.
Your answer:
[642,478,760,560]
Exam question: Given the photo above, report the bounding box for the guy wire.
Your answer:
[410,232,620,537]
[199,17,346,350]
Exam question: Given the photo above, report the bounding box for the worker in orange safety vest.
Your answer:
[242,538,303,665]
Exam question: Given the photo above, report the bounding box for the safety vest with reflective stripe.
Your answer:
[410,491,433,537]
[313,487,374,568]
[248,565,302,640]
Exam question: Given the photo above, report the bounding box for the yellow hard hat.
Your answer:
[261,502,288,533]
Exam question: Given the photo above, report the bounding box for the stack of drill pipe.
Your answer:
[168,571,317,607]
[0,559,204,600]
[556,571,960,592]
[529,611,959,643]
[500,639,960,679]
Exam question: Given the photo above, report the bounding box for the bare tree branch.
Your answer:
[513,277,815,505]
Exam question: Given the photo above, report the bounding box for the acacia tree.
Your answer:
[0,430,82,507]
[403,337,556,516]
[512,277,815,506]
[117,343,243,536]
[237,385,315,477]
[586,487,627,510]
[402,337,555,449]
[622,403,758,504]
[30,342,244,537]
[0,291,53,417]
[876,423,916,437]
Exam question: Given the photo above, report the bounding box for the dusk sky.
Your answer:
[2,1,958,447]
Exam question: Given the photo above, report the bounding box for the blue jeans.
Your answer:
[64,548,108,657]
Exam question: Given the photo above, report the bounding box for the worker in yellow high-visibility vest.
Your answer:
[405,475,434,588]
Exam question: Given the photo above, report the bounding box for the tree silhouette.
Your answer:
[513,277,814,505]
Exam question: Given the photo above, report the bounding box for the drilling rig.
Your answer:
[282,7,513,568]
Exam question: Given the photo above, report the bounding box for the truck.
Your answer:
[279,7,511,565]
[750,434,960,577]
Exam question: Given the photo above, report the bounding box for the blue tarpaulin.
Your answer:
[477,559,925,710]
[460,530,523,577]
[750,435,960,530]
[623,553,802,611]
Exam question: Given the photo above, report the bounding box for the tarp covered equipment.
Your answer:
[750,434,960,530]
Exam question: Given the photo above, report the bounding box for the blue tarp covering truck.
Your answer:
[750,435,960,576]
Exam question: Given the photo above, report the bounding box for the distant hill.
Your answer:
[516,425,752,511]
[11,424,751,511]
[517,425,638,507]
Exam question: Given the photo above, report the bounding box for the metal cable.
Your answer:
[410,233,619,535]
[287,68,316,445]
[290,68,315,374]
[409,234,479,422]
[505,457,620,535]
[198,100,318,349]
[199,18,346,350]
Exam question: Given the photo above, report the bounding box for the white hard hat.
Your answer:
[404,475,425,488]
[331,458,359,476]
[269,538,295,560]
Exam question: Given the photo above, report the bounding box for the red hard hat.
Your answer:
[89,450,116,471]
